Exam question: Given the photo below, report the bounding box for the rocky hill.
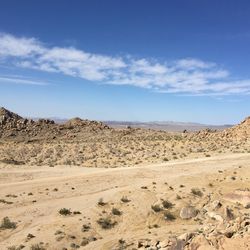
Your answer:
[0,107,110,140]
[0,107,249,167]
[0,107,24,127]
[222,116,250,141]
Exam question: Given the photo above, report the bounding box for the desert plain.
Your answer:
[0,107,250,250]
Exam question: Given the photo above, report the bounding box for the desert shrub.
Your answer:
[6,194,18,198]
[112,207,122,216]
[73,211,81,215]
[121,196,130,203]
[151,204,162,212]
[164,211,176,221]
[81,224,91,232]
[27,233,35,239]
[70,243,80,249]
[0,217,17,229]
[30,244,45,250]
[98,198,107,206]
[176,194,182,200]
[58,208,72,216]
[162,200,174,209]
[7,246,25,250]
[97,217,117,229]
[191,188,203,197]
[0,199,13,204]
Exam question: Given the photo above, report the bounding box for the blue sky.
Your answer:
[0,0,250,124]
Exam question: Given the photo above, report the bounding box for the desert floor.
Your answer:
[0,153,250,250]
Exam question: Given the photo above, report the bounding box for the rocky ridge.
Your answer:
[0,107,249,167]
[0,107,110,140]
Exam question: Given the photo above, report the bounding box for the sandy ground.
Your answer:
[0,153,250,249]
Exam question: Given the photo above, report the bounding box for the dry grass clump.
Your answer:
[7,246,25,250]
[112,207,122,216]
[191,188,203,197]
[81,224,91,232]
[0,199,13,204]
[164,211,176,221]
[121,196,130,203]
[98,198,107,206]
[151,204,162,213]
[58,208,72,216]
[30,244,45,250]
[0,217,17,229]
[97,217,117,229]
[162,200,174,209]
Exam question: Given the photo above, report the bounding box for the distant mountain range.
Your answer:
[104,121,233,132]
[29,116,233,132]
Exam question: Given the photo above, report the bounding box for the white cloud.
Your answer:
[0,33,44,57]
[176,58,216,70]
[0,33,250,95]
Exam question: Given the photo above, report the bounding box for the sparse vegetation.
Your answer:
[164,211,176,221]
[121,196,130,203]
[112,207,122,216]
[30,244,45,250]
[0,199,13,204]
[151,204,162,212]
[73,211,81,215]
[97,217,117,229]
[191,188,203,197]
[176,194,182,200]
[162,200,174,209]
[58,208,72,216]
[1,107,250,249]
[81,224,91,232]
[98,198,107,206]
[0,217,17,229]
[7,246,25,250]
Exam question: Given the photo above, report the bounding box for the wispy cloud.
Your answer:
[0,33,250,95]
[0,75,50,86]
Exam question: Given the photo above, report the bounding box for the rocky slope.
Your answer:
[0,107,110,141]
[0,107,249,167]
[222,116,250,140]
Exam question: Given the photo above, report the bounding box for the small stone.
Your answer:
[224,230,234,238]
[207,212,224,222]
[211,200,222,210]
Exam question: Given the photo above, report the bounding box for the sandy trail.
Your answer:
[0,153,250,249]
